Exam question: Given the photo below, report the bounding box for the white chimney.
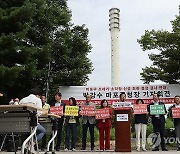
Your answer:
[109,8,120,86]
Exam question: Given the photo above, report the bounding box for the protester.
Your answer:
[168,95,180,151]
[119,92,126,102]
[19,87,47,152]
[147,93,168,151]
[41,95,50,111]
[81,94,96,151]
[51,92,66,151]
[41,95,50,151]
[97,99,112,151]
[64,97,80,151]
[134,99,148,151]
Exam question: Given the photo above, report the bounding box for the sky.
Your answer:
[67,0,179,86]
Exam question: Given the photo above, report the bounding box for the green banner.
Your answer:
[150,105,165,115]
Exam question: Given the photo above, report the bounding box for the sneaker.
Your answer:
[56,146,60,151]
[31,146,37,154]
[152,148,159,151]
[64,148,68,151]
[142,148,147,151]
[136,148,140,151]
[81,147,86,150]
[91,147,95,151]
[72,148,76,151]
[162,148,168,151]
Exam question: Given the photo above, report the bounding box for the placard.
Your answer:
[116,114,128,121]
[64,106,79,116]
[49,106,63,116]
[95,108,110,119]
[133,104,148,114]
[112,102,131,110]
[150,105,165,115]
[172,108,180,118]
[80,106,95,116]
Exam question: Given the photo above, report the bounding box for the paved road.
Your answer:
[1,150,179,154]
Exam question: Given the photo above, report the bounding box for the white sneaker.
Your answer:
[72,148,76,151]
[31,146,37,154]
[64,148,68,151]
[142,148,147,151]
[137,148,140,151]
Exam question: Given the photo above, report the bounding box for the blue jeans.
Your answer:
[36,124,46,141]
[65,123,77,149]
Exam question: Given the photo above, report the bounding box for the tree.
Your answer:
[138,13,180,84]
[0,0,93,102]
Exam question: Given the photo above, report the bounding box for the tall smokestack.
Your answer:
[109,8,120,86]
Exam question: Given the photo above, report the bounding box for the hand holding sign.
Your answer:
[150,105,165,115]
[64,106,79,116]
[50,106,63,116]
[172,108,180,118]
[96,108,110,119]
[133,104,148,114]
[80,106,95,116]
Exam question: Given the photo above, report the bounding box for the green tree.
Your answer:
[138,14,180,84]
[0,0,93,102]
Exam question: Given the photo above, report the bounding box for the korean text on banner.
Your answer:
[80,106,95,116]
[50,106,63,116]
[64,106,79,116]
[96,108,110,119]
[150,105,165,115]
[133,104,148,114]
[172,108,180,118]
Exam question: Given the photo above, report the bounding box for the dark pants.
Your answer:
[41,134,46,149]
[175,123,180,148]
[153,120,166,149]
[82,122,95,149]
[65,123,77,149]
[56,119,63,149]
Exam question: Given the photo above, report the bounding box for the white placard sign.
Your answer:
[112,102,132,108]
[116,114,128,122]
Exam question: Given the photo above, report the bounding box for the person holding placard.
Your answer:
[97,99,112,151]
[64,97,80,151]
[51,92,66,151]
[147,93,168,151]
[168,95,180,151]
[81,94,96,151]
[133,99,148,151]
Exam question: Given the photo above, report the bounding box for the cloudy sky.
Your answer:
[67,0,179,86]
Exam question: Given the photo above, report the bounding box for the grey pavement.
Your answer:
[0,150,179,154]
